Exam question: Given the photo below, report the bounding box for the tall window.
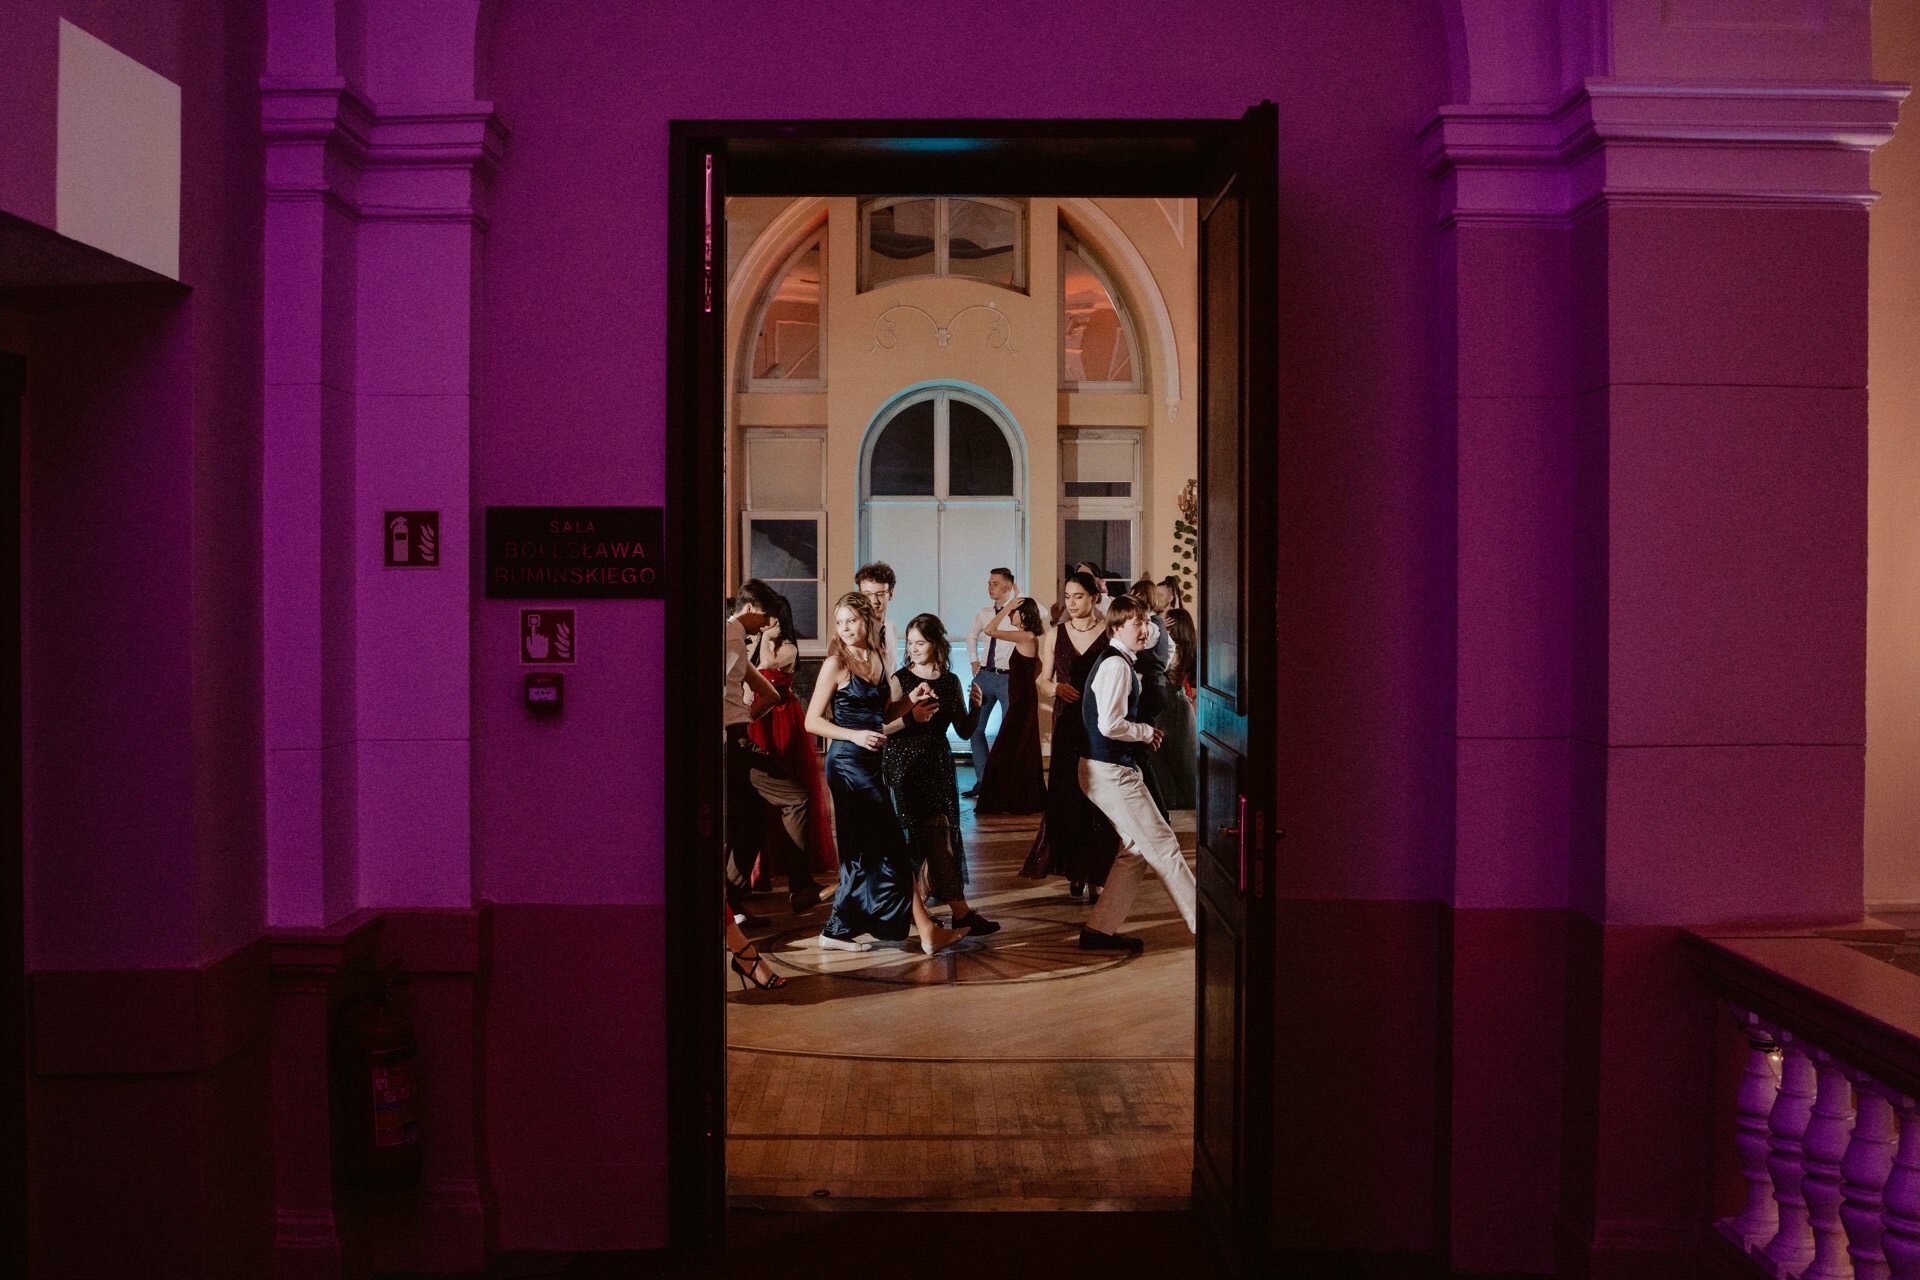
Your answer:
[745,234,824,390]
[741,430,828,644]
[861,388,1025,668]
[1059,230,1142,390]
[860,198,1026,293]
[1058,429,1141,584]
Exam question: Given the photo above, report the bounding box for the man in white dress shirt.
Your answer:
[854,561,900,675]
[962,567,1018,797]
[1076,594,1198,951]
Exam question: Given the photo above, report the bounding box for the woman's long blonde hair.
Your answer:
[827,591,882,670]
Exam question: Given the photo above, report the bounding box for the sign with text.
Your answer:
[520,609,576,664]
[485,506,663,599]
[384,510,440,567]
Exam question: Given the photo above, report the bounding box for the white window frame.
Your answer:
[743,232,826,392]
[1057,428,1142,583]
[858,385,1030,633]
[741,428,829,653]
[1059,229,1145,392]
[858,197,1027,294]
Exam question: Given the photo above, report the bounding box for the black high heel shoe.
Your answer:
[730,944,787,990]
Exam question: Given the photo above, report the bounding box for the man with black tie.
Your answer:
[963,567,1018,798]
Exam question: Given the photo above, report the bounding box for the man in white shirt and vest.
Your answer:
[1076,594,1198,951]
[963,567,1018,798]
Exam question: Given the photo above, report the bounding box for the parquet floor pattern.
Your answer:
[726,784,1196,1210]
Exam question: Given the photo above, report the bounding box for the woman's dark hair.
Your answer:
[1012,598,1043,635]
[1129,577,1155,602]
[1165,607,1198,689]
[903,612,951,676]
[738,578,797,652]
[1057,571,1101,627]
[1157,575,1185,611]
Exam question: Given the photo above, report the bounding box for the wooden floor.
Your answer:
[726,776,1196,1210]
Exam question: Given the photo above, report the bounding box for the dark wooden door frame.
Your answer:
[664,115,1279,1263]
[2,349,24,1271]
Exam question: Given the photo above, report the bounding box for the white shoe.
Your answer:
[816,934,872,952]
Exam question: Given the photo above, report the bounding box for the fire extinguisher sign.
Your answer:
[371,1046,421,1148]
[384,510,441,567]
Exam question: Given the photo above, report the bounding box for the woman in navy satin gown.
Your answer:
[806,592,963,956]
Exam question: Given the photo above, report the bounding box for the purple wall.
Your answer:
[19,0,265,971]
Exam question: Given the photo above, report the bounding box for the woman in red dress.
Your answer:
[741,582,837,900]
[971,594,1047,814]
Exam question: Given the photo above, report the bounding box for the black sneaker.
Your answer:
[1067,881,1085,900]
[1078,927,1142,953]
[960,786,981,799]
[955,911,1001,936]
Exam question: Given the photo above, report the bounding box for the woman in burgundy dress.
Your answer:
[1022,571,1121,899]
[742,584,837,898]
[972,594,1047,814]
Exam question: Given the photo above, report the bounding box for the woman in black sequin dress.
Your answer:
[883,613,999,937]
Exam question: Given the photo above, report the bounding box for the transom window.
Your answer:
[745,233,823,390]
[860,197,1026,293]
[1060,230,1142,390]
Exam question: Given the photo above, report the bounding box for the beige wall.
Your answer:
[725,197,1198,649]
[1868,0,1920,905]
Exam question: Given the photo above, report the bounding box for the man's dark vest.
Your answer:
[1081,643,1146,767]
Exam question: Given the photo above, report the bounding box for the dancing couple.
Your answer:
[808,581,998,955]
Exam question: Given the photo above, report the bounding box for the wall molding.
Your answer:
[1422,77,1910,225]
[262,80,507,224]
[31,937,270,1076]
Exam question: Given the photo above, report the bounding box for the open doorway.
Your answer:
[720,190,1202,1212]
[665,114,1280,1265]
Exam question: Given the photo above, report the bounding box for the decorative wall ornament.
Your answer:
[869,301,1016,355]
[1171,478,1198,598]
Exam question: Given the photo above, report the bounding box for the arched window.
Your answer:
[860,387,1025,668]
[745,233,823,389]
[1059,230,1142,390]
[860,198,1025,293]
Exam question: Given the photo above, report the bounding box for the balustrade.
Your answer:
[1693,933,1920,1280]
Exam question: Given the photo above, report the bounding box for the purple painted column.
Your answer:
[348,104,501,909]
[263,79,366,928]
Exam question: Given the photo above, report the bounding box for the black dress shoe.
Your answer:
[733,909,772,930]
[1067,881,1085,900]
[790,886,822,913]
[1079,927,1143,953]
[960,786,981,799]
[954,911,1001,936]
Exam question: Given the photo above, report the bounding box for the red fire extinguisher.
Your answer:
[338,960,423,1187]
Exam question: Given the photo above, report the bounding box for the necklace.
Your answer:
[1067,616,1100,634]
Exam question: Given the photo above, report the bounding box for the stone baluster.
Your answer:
[1802,1051,1860,1279]
[1765,1039,1820,1274]
[1726,1017,1785,1248]
[1841,1079,1900,1280]
[1885,1099,1920,1280]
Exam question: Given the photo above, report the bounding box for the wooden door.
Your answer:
[666,127,730,1248]
[1191,101,1280,1270]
